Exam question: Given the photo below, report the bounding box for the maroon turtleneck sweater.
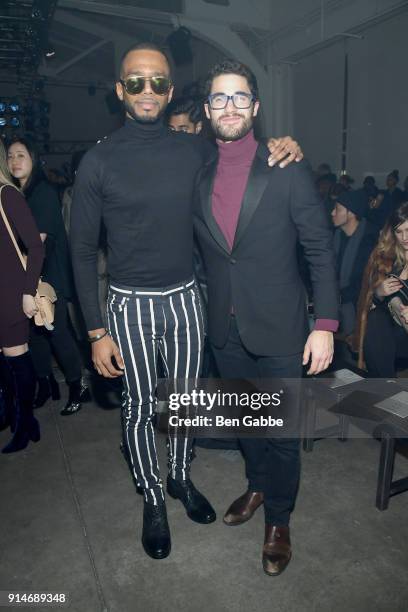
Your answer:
[212,129,257,250]
[211,129,338,333]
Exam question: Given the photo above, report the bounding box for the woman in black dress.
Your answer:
[7,138,90,415]
[0,140,44,453]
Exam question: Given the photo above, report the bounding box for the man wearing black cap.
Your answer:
[331,189,379,336]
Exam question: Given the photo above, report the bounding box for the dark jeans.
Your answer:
[29,292,82,383]
[211,315,302,525]
[364,306,408,377]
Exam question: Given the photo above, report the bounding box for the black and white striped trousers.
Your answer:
[107,278,204,506]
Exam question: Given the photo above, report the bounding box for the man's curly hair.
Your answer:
[203,59,259,100]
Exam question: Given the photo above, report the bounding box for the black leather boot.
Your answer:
[0,352,15,432]
[0,384,12,431]
[2,352,40,454]
[60,378,91,416]
[142,499,171,559]
[0,387,7,431]
[33,372,61,408]
[167,475,216,524]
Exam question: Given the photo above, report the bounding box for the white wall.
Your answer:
[292,10,408,187]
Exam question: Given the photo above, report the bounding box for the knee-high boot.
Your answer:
[0,351,16,432]
[1,352,40,454]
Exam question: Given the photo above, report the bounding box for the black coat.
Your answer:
[27,180,74,299]
[193,144,339,357]
[333,219,379,335]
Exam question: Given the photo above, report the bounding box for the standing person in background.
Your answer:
[61,150,87,232]
[363,175,376,193]
[368,170,406,231]
[331,189,378,338]
[339,174,354,191]
[167,96,203,134]
[7,138,90,416]
[315,162,332,178]
[0,139,44,453]
[384,169,405,209]
[366,189,392,232]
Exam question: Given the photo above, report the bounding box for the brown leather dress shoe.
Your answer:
[223,490,264,526]
[262,525,291,576]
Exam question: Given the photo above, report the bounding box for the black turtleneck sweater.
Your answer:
[70,117,208,330]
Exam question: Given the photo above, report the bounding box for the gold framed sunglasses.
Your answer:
[120,76,172,96]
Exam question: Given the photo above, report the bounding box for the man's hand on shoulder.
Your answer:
[266,136,303,168]
[303,330,334,375]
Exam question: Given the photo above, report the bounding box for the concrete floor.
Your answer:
[1,377,408,612]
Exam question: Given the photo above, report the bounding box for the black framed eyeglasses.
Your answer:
[120,76,172,96]
[207,92,255,110]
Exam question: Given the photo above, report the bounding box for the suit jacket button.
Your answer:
[230,258,237,264]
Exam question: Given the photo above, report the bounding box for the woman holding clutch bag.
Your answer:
[0,139,44,453]
[355,201,408,376]
[7,138,90,415]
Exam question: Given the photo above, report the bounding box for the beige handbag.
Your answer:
[0,184,57,330]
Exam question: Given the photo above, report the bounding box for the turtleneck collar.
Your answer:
[217,129,258,164]
[124,116,168,140]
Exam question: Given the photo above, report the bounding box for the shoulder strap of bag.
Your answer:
[0,184,27,271]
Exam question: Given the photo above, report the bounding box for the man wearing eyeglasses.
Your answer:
[70,43,304,561]
[194,60,339,576]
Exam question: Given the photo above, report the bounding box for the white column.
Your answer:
[264,63,294,137]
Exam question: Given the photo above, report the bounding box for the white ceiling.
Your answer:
[2,0,406,85]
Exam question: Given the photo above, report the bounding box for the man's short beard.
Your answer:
[124,98,166,124]
[212,114,253,141]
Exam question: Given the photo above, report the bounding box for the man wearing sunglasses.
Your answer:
[193,60,339,576]
[70,43,304,561]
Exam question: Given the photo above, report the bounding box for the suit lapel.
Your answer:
[199,159,231,254]
[232,145,271,250]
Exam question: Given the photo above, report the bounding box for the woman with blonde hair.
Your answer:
[0,139,44,452]
[355,201,408,376]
